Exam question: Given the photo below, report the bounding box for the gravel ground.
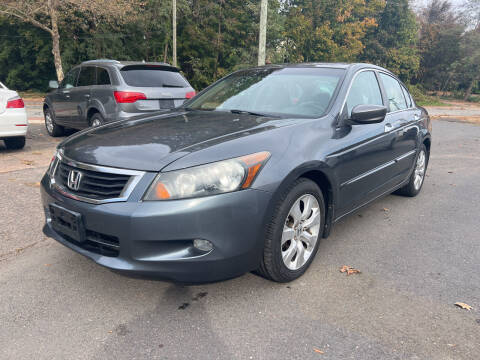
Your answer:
[0,119,479,360]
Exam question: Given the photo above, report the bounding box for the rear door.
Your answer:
[119,65,195,112]
[69,66,96,128]
[378,73,418,182]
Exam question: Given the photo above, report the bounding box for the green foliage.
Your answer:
[0,18,55,91]
[0,0,477,98]
[362,0,420,82]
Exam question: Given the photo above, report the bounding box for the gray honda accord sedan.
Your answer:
[40,63,431,283]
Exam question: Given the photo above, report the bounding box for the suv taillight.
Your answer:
[114,91,147,103]
[6,97,25,108]
[185,91,196,99]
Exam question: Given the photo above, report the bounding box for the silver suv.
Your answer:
[43,60,195,136]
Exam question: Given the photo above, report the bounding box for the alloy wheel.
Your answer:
[281,194,321,270]
[414,150,426,190]
[45,112,54,133]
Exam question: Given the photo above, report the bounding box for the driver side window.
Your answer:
[346,71,383,117]
[60,68,79,89]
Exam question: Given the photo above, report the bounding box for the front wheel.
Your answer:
[257,178,325,282]
[395,144,428,197]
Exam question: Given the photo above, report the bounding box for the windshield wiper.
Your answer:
[229,109,269,117]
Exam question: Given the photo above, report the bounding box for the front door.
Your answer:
[332,70,398,216]
[52,68,80,124]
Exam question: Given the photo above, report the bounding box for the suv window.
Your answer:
[60,68,80,89]
[346,71,383,116]
[379,73,407,112]
[77,67,96,87]
[97,67,111,85]
[120,66,189,88]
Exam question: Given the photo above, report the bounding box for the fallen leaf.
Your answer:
[21,160,34,166]
[340,265,361,275]
[455,302,473,310]
[313,347,324,354]
[447,344,456,347]
[44,263,51,267]
[382,208,389,212]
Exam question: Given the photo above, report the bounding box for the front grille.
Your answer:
[55,161,131,200]
[57,228,120,257]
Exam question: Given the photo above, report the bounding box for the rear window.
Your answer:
[120,66,189,88]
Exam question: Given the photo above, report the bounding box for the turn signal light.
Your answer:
[114,91,147,103]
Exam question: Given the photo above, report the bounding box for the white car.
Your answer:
[0,81,28,149]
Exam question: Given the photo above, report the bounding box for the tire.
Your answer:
[257,178,325,282]
[90,113,104,127]
[44,108,64,137]
[395,144,429,197]
[4,136,26,150]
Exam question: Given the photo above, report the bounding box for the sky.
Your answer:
[412,0,467,11]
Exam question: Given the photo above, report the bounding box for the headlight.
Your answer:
[144,151,270,200]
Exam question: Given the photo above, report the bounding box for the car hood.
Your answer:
[60,110,291,171]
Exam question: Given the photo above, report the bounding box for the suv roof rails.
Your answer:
[82,59,120,64]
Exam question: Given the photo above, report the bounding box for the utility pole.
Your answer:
[258,0,268,66]
[172,0,177,67]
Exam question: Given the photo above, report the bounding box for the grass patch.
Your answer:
[416,96,449,107]
[18,90,46,99]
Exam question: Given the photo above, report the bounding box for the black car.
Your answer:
[40,63,431,283]
[43,60,195,136]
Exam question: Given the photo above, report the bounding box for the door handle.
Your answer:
[84,94,90,98]
[384,123,393,132]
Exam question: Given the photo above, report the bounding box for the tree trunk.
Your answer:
[464,77,477,101]
[164,42,168,63]
[258,0,268,66]
[48,0,64,82]
[172,0,177,67]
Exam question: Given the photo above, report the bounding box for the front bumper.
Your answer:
[40,173,272,283]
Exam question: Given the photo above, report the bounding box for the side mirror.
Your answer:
[49,80,59,89]
[350,104,387,124]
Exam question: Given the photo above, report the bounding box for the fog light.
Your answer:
[193,239,213,252]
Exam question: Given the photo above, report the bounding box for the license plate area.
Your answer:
[159,99,174,109]
[49,204,85,242]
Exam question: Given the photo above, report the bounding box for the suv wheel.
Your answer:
[4,136,26,150]
[90,113,104,127]
[44,108,64,137]
[257,178,325,282]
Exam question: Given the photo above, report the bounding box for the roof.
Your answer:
[80,59,174,68]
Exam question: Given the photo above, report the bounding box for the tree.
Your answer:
[258,0,268,65]
[0,0,137,81]
[282,0,384,63]
[417,1,464,91]
[362,0,419,82]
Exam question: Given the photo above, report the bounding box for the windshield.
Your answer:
[186,67,345,117]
